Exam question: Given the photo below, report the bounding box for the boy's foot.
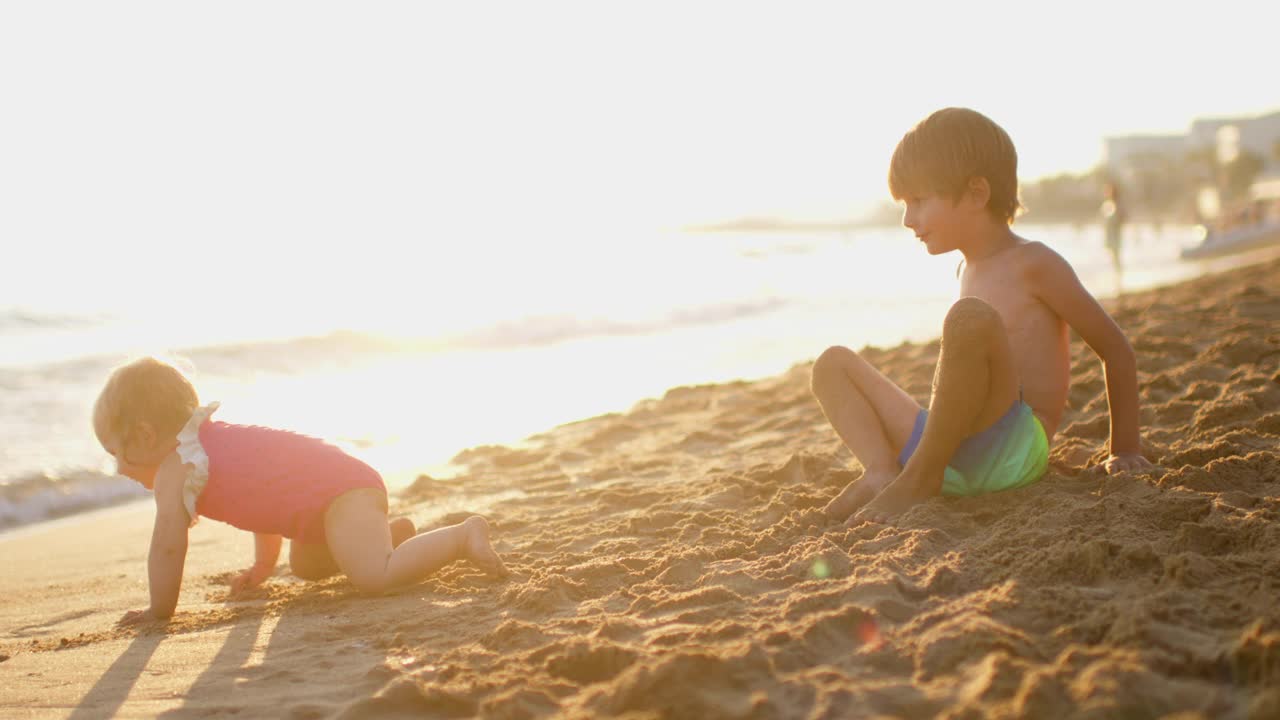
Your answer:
[823,471,894,524]
[850,469,942,525]
[461,516,509,578]
[390,517,416,548]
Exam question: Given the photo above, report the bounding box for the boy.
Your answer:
[812,107,1152,526]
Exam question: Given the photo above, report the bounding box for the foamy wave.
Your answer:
[0,307,105,332]
[0,469,148,532]
[452,298,789,349]
[179,298,791,357]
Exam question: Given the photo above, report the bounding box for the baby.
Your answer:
[94,356,507,625]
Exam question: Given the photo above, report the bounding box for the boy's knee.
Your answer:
[943,297,1001,341]
[811,345,855,390]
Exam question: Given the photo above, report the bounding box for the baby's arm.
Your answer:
[229,533,282,595]
[1027,246,1153,473]
[120,454,191,625]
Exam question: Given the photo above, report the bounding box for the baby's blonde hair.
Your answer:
[93,356,200,448]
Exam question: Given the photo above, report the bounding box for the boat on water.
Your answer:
[1181,187,1280,260]
[1181,220,1280,259]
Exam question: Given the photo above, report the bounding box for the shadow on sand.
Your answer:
[66,632,165,720]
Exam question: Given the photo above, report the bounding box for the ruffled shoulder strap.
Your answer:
[175,402,220,525]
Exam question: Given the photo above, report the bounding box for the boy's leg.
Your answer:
[290,516,417,581]
[810,345,924,521]
[324,489,507,593]
[854,297,1019,523]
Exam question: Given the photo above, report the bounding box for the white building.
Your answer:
[1187,117,1236,154]
[1102,134,1188,187]
[1104,109,1280,179]
[1104,109,1280,218]
[1220,110,1280,165]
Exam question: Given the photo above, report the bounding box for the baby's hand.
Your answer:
[228,563,274,596]
[1103,453,1154,475]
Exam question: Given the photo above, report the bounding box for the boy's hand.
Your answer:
[1103,453,1154,475]
[228,563,274,596]
[117,608,164,627]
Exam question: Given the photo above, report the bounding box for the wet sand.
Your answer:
[3,256,1279,719]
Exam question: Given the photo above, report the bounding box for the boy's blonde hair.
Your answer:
[888,107,1022,225]
[93,356,199,447]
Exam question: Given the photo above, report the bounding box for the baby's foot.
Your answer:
[823,471,894,525]
[850,468,942,525]
[389,517,417,548]
[461,516,509,578]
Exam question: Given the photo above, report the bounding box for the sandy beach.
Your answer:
[3,256,1279,719]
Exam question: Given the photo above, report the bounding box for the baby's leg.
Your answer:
[324,488,508,593]
[290,516,417,581]
[854,297,1018,523]
[810,345,923,520]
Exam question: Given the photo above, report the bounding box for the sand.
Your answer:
[3,256,1279,719]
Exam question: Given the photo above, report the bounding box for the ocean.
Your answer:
[0,221,1258,534]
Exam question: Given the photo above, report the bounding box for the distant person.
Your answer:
[94,356,508,625]
[1100,181,1126,279]
[811,107,1152,526]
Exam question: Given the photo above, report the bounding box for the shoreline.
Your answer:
[0,496,150,543]
[6,239,1280,542]
[5,228,1280,539]
[3,255,1279,718]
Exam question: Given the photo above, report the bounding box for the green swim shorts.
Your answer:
[896,399,1049,497]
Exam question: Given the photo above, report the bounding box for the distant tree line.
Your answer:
[852,142,1275,228]
[1019,143,1272,226]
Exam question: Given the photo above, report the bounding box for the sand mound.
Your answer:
[346,257,1277,718]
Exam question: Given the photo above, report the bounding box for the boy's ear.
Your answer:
[964,176,991,211]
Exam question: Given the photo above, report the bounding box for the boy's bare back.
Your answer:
[958,238,1071,439]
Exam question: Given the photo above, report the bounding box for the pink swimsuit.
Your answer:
[183,407,385,544]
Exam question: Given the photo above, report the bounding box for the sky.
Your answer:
[1,1,1276,312]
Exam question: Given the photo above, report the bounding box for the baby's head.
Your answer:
[888,107,1021,225]
[94,356,199,487]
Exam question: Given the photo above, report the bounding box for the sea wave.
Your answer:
[0,469,148,532]
[0,295,793,535]
[449,297,789,349]
[2,292,792,378]
[0,306,106,332]
[174,296,791,355]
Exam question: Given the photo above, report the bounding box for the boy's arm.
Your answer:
[229,533,282,595]
[1026,245,1153,473]
[121,454,191,625]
